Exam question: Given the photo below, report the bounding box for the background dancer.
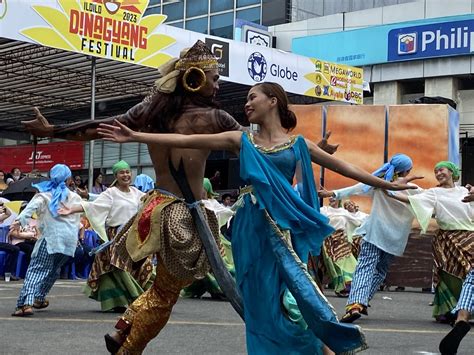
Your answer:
[343,200,369,257]
[320,197,362,297]
[439,187,474,355]
[10,164,81,317]
[58,160,150,312]
[389,161,474,323]
[319,154,422,323]
[98,82,416,354]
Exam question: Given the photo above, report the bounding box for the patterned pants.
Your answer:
[16,240,70,308]
[347,240,395,306]
[117,258,192,354]
[453,269,474,314]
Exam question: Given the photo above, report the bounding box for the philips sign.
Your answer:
[388,19,474,61]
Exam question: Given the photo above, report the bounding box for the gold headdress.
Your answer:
[155,40,218,93]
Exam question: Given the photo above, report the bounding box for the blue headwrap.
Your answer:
[133,174,155,193]
[362,153,413,192]
[32,164,71,217]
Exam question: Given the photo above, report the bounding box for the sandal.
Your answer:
[105,333,123,354]
[340,303,366,323]
[33,299,49,309]
[11,305,34,317]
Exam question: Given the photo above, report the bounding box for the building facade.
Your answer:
[144,0,290,38]
[270,0,474,182]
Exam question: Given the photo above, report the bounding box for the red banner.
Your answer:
[0,141,84,172]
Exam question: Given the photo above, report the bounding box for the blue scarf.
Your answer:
[32,164,71,217]
[362,153,413,192]
[133,174,155,193]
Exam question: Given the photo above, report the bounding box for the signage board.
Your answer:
[0,0,362,103]
[0,141,84,172]
[293,14,474,66]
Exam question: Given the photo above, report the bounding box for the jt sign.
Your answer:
[388,19,474,62]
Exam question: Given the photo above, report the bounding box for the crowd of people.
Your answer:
[0,39,471,355]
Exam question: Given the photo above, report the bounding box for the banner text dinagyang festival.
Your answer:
[20,0,176,67]
[0,0,363,104]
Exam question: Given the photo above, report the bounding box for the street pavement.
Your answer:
[0,279,472,354]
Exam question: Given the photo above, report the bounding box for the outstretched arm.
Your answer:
[98,120,242,154]
[22,90,155,141]
[306,139,416,191]
[384,190,410,203]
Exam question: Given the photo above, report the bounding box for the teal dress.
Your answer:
[232,133,367,354]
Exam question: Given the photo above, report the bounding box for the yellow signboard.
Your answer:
[304,59,364,105]
[21,0,176,67]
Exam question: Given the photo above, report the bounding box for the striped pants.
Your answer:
[16,240,71,308]
[347,240,395,306]
[452,269,474,314]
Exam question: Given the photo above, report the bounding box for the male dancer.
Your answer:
[23,40,337,354]
[319,154,421,323]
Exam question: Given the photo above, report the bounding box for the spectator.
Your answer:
[7,202,39,267]
[0,204,20,281]
[6,168,23,185]
[61,221,94,279]
[209,170,221,190]
[221,193,233,207]
[0,170,8,193]
[74,175,84,188]
[91,172,107,194]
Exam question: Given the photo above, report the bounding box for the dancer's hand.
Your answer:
[76,186,89,200]
[462,184,474,203]
[98,119,136,143]
[57,203,72,216]
[22,107,54,137]
[318,186,335,198]
[317,131,339,155]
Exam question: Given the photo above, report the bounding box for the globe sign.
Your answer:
[247,52,267,82]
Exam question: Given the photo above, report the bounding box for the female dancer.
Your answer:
[389,161,474,322]
[59,160,153,311]
[320,197,362,297]
[98,82,415,354]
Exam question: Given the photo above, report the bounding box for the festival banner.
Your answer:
[304,60,364,105]
[0,141,84,172]
[0,0,363,104]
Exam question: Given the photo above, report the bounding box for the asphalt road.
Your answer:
[0,280,472,354]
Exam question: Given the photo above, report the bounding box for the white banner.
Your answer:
[0,0,363,103]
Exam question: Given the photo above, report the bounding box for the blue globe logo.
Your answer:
[247,52,267,82]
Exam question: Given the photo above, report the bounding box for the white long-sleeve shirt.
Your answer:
[17,191,82,257]
[81,186,144,242]
[334,182,421,256]
[408,186,474,233]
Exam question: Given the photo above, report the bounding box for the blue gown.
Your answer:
[232,133,367,354]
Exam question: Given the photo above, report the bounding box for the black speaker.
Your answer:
[461,138,474,185]
[227,158,242,189]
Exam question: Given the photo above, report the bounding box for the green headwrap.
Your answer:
[435,161,460,181]
[203,178,218,198]
[113,160,130,175]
